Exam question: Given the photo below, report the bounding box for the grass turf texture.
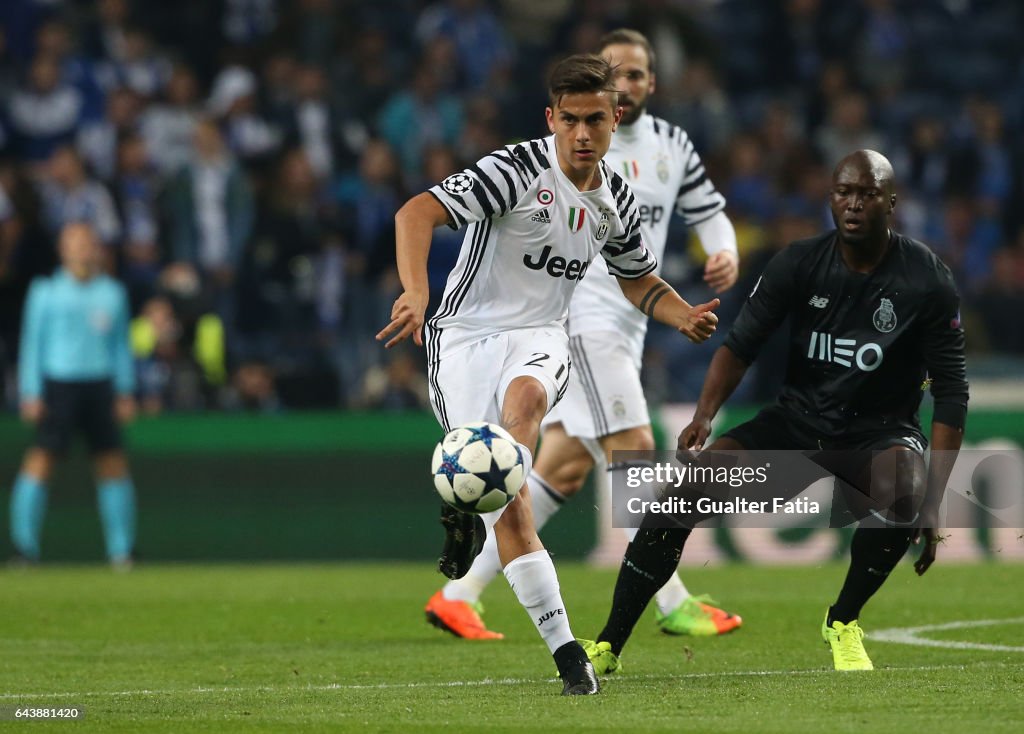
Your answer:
[1,562,1022,733]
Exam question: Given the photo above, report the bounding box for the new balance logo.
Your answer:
[537,608,565,626]
[531,208,551,224]
[807,331,883,372]
[808,295,830,309]
[900,436,925,453]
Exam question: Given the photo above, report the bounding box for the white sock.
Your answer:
[503,549,575,653]
[442,531,502,604]
[654,573,689,616]
[527,470,567,531]
[516,443,533,482]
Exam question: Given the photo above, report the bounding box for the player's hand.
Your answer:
[678,417,713,454]
[19,399,45,424]
[677,298,720,343]
[115,395,137,424]
[911,508,941,576]
[376,290,429,348]
[704,251,738,293]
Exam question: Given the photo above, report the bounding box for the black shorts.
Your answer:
[722,406,926,527]
[722,405,927,454]
[35,379,122,455]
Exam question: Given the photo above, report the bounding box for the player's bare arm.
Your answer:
[376,192,450,348]
[912,421,962,576]
[615,272,719,343]
[678,345,750,451]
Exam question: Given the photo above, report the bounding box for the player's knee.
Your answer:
[871,450,925,525]
[603,425,656,457]
[22,449,55,481]
[502,377,548,423]
[94,451,129,479]
[546,457,590,496]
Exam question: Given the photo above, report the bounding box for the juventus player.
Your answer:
[580,150,968,674]
[377,55,719,695]
[426,29,743,641]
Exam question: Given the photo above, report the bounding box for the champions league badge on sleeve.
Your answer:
[873,297,897,333]
[441,172,476,196]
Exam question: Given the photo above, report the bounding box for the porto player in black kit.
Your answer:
[578,150,968,673]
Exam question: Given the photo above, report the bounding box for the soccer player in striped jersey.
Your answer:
[377,54,719,695]
[427,29,743,641]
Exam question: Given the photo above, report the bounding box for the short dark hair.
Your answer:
[547,54,618,108]
[598,28,656,73]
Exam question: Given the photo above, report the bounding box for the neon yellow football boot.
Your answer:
[578,638,621,676]
[656,594,743,636]
[822,610,874,671]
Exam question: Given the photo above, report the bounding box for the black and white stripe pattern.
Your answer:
[433,141,550,229]
[552,357,572,408]
[425,219,493,430]
[648,116,725,225]
[569,335,609,436]
[601,163,657,279]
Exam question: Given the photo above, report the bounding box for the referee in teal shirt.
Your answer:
[10,222,137,567]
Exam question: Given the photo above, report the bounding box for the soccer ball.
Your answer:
[431,422,525,514]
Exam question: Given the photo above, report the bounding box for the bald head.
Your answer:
[833,150,895,194]
[829,150,897,249]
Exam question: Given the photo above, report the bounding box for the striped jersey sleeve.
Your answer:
[428,140,549,230]
[654,117,726,225]
[601,166,657,279]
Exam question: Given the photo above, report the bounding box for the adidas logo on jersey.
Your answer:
[531,208,551,224]
[808,295,830,308]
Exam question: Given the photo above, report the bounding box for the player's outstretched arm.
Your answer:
[678,346,750,452]
[376,193,450,348]
[615,272,719,343]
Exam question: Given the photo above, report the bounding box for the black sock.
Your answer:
[552,640,587,677]
[597,526,691,655]
[829,527,913,624]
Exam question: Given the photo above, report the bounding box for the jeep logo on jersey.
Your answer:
[873,297,897,333]
[441,172,475,195]
[638,205,665,225]
[523,245,589,280]
[807,331,883,372]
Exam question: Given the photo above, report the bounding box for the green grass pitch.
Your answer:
[1,562,1022,732]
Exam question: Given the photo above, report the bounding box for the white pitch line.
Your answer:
[0,661,1018,701]
[873,616,1024,652]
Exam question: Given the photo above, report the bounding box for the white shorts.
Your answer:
[429,327,571,431]
[544,330,649,440]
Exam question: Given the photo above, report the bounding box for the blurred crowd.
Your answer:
[1,0,1023,412]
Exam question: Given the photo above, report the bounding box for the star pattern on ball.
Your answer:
[465,424,503,449]
[474,456,514,494]
[437,450,469,483]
